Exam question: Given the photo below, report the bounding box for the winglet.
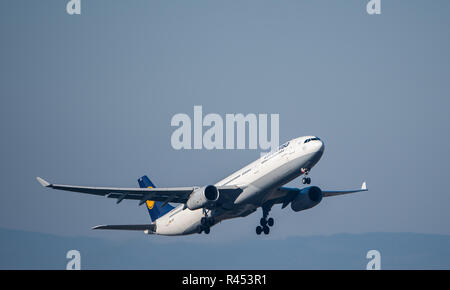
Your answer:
[92,225,106,230]
[36,177,51,187]
[361,181,367,190]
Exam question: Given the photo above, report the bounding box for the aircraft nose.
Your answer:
[313,139,325,153]
[318,140,324,152]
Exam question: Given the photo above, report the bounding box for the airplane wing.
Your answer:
[274,181,368,207]
[322,181,368,197]
[36,177,241,205]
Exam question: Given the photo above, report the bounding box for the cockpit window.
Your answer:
[278,141,289,150]
[304,137,320,144]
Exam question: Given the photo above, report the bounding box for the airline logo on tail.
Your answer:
[138,175,174,222]
[146,200,155,210]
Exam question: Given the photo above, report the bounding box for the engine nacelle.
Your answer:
[290,186,323,212]
[186,185,220,210]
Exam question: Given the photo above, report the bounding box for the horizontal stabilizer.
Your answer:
[92,224,156,231]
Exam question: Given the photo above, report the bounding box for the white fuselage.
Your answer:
[153,136,325,235]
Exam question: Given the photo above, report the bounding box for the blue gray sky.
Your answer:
[1,0,450,246]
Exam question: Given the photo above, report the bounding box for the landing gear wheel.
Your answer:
[204,227,210,234]
[302,177,311,184]
[260,218,267,227]
[256,203,274,236]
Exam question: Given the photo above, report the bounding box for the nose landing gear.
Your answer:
[301,168,311,184]
[256,204,274,235]
[302,177,311,184]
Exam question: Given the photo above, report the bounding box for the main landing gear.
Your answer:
[256,204,274,235]
[301,168,311,184]
[198,208,215,234]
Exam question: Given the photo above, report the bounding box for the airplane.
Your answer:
[36,136,368,236]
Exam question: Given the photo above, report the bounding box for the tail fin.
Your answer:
[138,176,174,222]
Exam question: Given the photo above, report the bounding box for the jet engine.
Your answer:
[290,186,323,212]
[186,185,220,210]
